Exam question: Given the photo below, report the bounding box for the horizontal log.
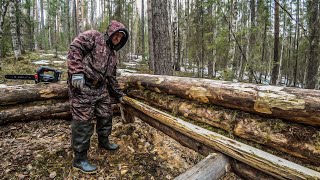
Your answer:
[174,153,230,180]
[128,89,320,166]
[233,118,320,166]
[0,82,123,105]
[121,73,320,126]
[123,104,274,179]
[0,99,70,124]
[123,96,320,179]
[232,161,275,180]
[0,100,120,125]
[0,83,68,105]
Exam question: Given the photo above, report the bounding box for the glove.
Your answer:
[71,73,85,90]
[119,96,126,104]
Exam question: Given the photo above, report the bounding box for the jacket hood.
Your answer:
[105,20,129,51]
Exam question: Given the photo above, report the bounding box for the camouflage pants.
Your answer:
[68,84,113,122]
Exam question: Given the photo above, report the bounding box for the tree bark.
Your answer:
[0,0,9,68]
[33,0,38,50]
[128,89,320,166]
[151,0,173,75]
[147,0,154,71]
[0,99,120,125]
[305,0,320,89]
[9,0,21,60]
[40,0,45,49]
[121,73,320,126]
[0,83,68,106]
[141,0,145,56]
[271,0,280,85]
[122,96,320,179]
[0,99,70,125]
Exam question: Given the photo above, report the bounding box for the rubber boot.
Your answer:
[73,151,97,174]
[96,116,119,150]
[71,121,97,174]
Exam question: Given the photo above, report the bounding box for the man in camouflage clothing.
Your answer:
[67,20,128,174]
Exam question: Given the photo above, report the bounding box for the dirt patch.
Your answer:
[0,117,207,179]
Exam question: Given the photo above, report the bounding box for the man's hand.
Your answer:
[71,73,85,90]
[119,96,125,104]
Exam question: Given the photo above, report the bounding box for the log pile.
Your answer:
[119,73,320,178]
[119,73,320,126]
[0,83,119,124]
[122,96,320,179]
[1,73,320,179]
[127,89,320,166]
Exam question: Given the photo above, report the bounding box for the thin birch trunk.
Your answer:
[9,0,21,60]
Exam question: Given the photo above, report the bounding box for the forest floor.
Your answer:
[0,117,240,179]
[0,51,240,179]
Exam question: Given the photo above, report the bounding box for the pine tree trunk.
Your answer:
[26,0,33,51]
[40,0,45,49]
[73,0,77,36]
[33,0,38,50]
[151,0,173,75]
[77,0,83,33]
[15,0,23,53]
[271,0,280,85]
[293,0,300,87]
[305,0,320,89]
[0,0,3,61]
[9,0,21,60]
[147,0,154,71]
[172,0,179,71]
[141,0,145,56]
[248,0,256,83]
[66,0,71,45]
[0,0,9,67]
[90,0,94,29]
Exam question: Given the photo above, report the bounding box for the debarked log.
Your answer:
[123,96,320,180]
[0,99,120,125]
[128,89,320,166]
[122,104,274,180]
[120,73,320,126]
[0,82,68,105]
[174,153,230,180]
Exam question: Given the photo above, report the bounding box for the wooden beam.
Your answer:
[123,96,320,179]
[174,153,230,180]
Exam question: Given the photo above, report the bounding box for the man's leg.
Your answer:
[95,97,119,150]
[70,92,97,173]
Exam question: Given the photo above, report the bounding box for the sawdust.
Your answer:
[0,117,205,179]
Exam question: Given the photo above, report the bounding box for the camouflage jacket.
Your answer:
[67,21,129,98]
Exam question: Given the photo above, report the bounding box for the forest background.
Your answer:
[0,0,319,89]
